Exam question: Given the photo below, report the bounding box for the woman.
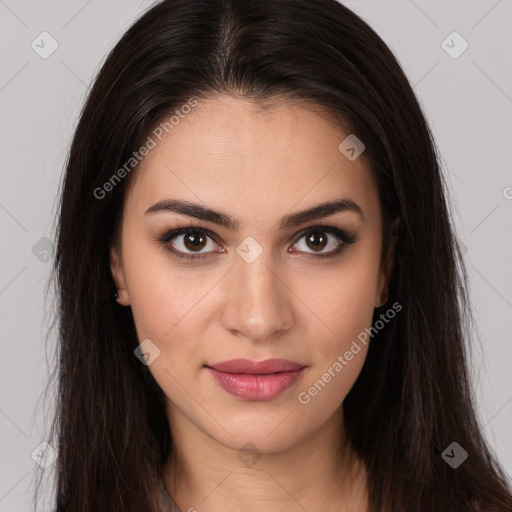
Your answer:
[34,0,512,511]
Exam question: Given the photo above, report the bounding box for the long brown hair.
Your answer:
[35,0,512,510]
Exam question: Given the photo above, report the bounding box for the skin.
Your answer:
[110,94,394,512]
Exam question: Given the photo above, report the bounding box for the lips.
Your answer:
[208,358,304,374]
[206,358,306,401]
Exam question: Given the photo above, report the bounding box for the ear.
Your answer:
[375,230,396,308]
[110,244,131,306]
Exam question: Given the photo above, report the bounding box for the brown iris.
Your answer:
[183,231,207,251]
[305,231,328,252]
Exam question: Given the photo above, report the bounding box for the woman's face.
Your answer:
[111,95,392,453]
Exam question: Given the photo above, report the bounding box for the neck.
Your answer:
[162,405,368,512]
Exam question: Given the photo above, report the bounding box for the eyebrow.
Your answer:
[144,197,364,231]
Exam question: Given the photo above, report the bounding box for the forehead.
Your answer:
[124,95,380,222]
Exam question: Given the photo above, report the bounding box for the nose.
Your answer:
[220,250,294,342]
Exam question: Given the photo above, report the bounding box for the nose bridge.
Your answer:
[221,246,293,340]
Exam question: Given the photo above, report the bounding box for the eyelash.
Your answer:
[154,224,357,262]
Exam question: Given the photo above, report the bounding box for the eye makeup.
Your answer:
[153,222,357,262]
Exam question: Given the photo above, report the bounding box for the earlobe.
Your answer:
[375,291,387,308]
[110,245,130,306]
[375,287,388,309]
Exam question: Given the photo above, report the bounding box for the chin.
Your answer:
[204,413,309,455]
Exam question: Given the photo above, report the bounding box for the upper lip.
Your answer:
[207,358,305,374]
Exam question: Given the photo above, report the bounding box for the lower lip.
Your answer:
[207,367,305,401]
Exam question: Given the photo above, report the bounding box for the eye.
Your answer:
[155,225,356,262]
[156,227,223,261]
[289,227,356,258]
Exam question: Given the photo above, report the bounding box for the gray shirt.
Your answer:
[156,475,181,512]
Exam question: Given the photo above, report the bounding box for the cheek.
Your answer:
[296,282,373,418]
[122,237,204,340]
[296,344,367,433]
[123,251,208,404]
[306,258,380,361]
[122,239,221,392]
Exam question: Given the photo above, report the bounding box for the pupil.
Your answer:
[307,232,326,251]
[185,232,205,251]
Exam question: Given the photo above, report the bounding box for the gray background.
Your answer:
[1,0,511,509]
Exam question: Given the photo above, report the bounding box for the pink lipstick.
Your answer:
[206,358,306,401]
